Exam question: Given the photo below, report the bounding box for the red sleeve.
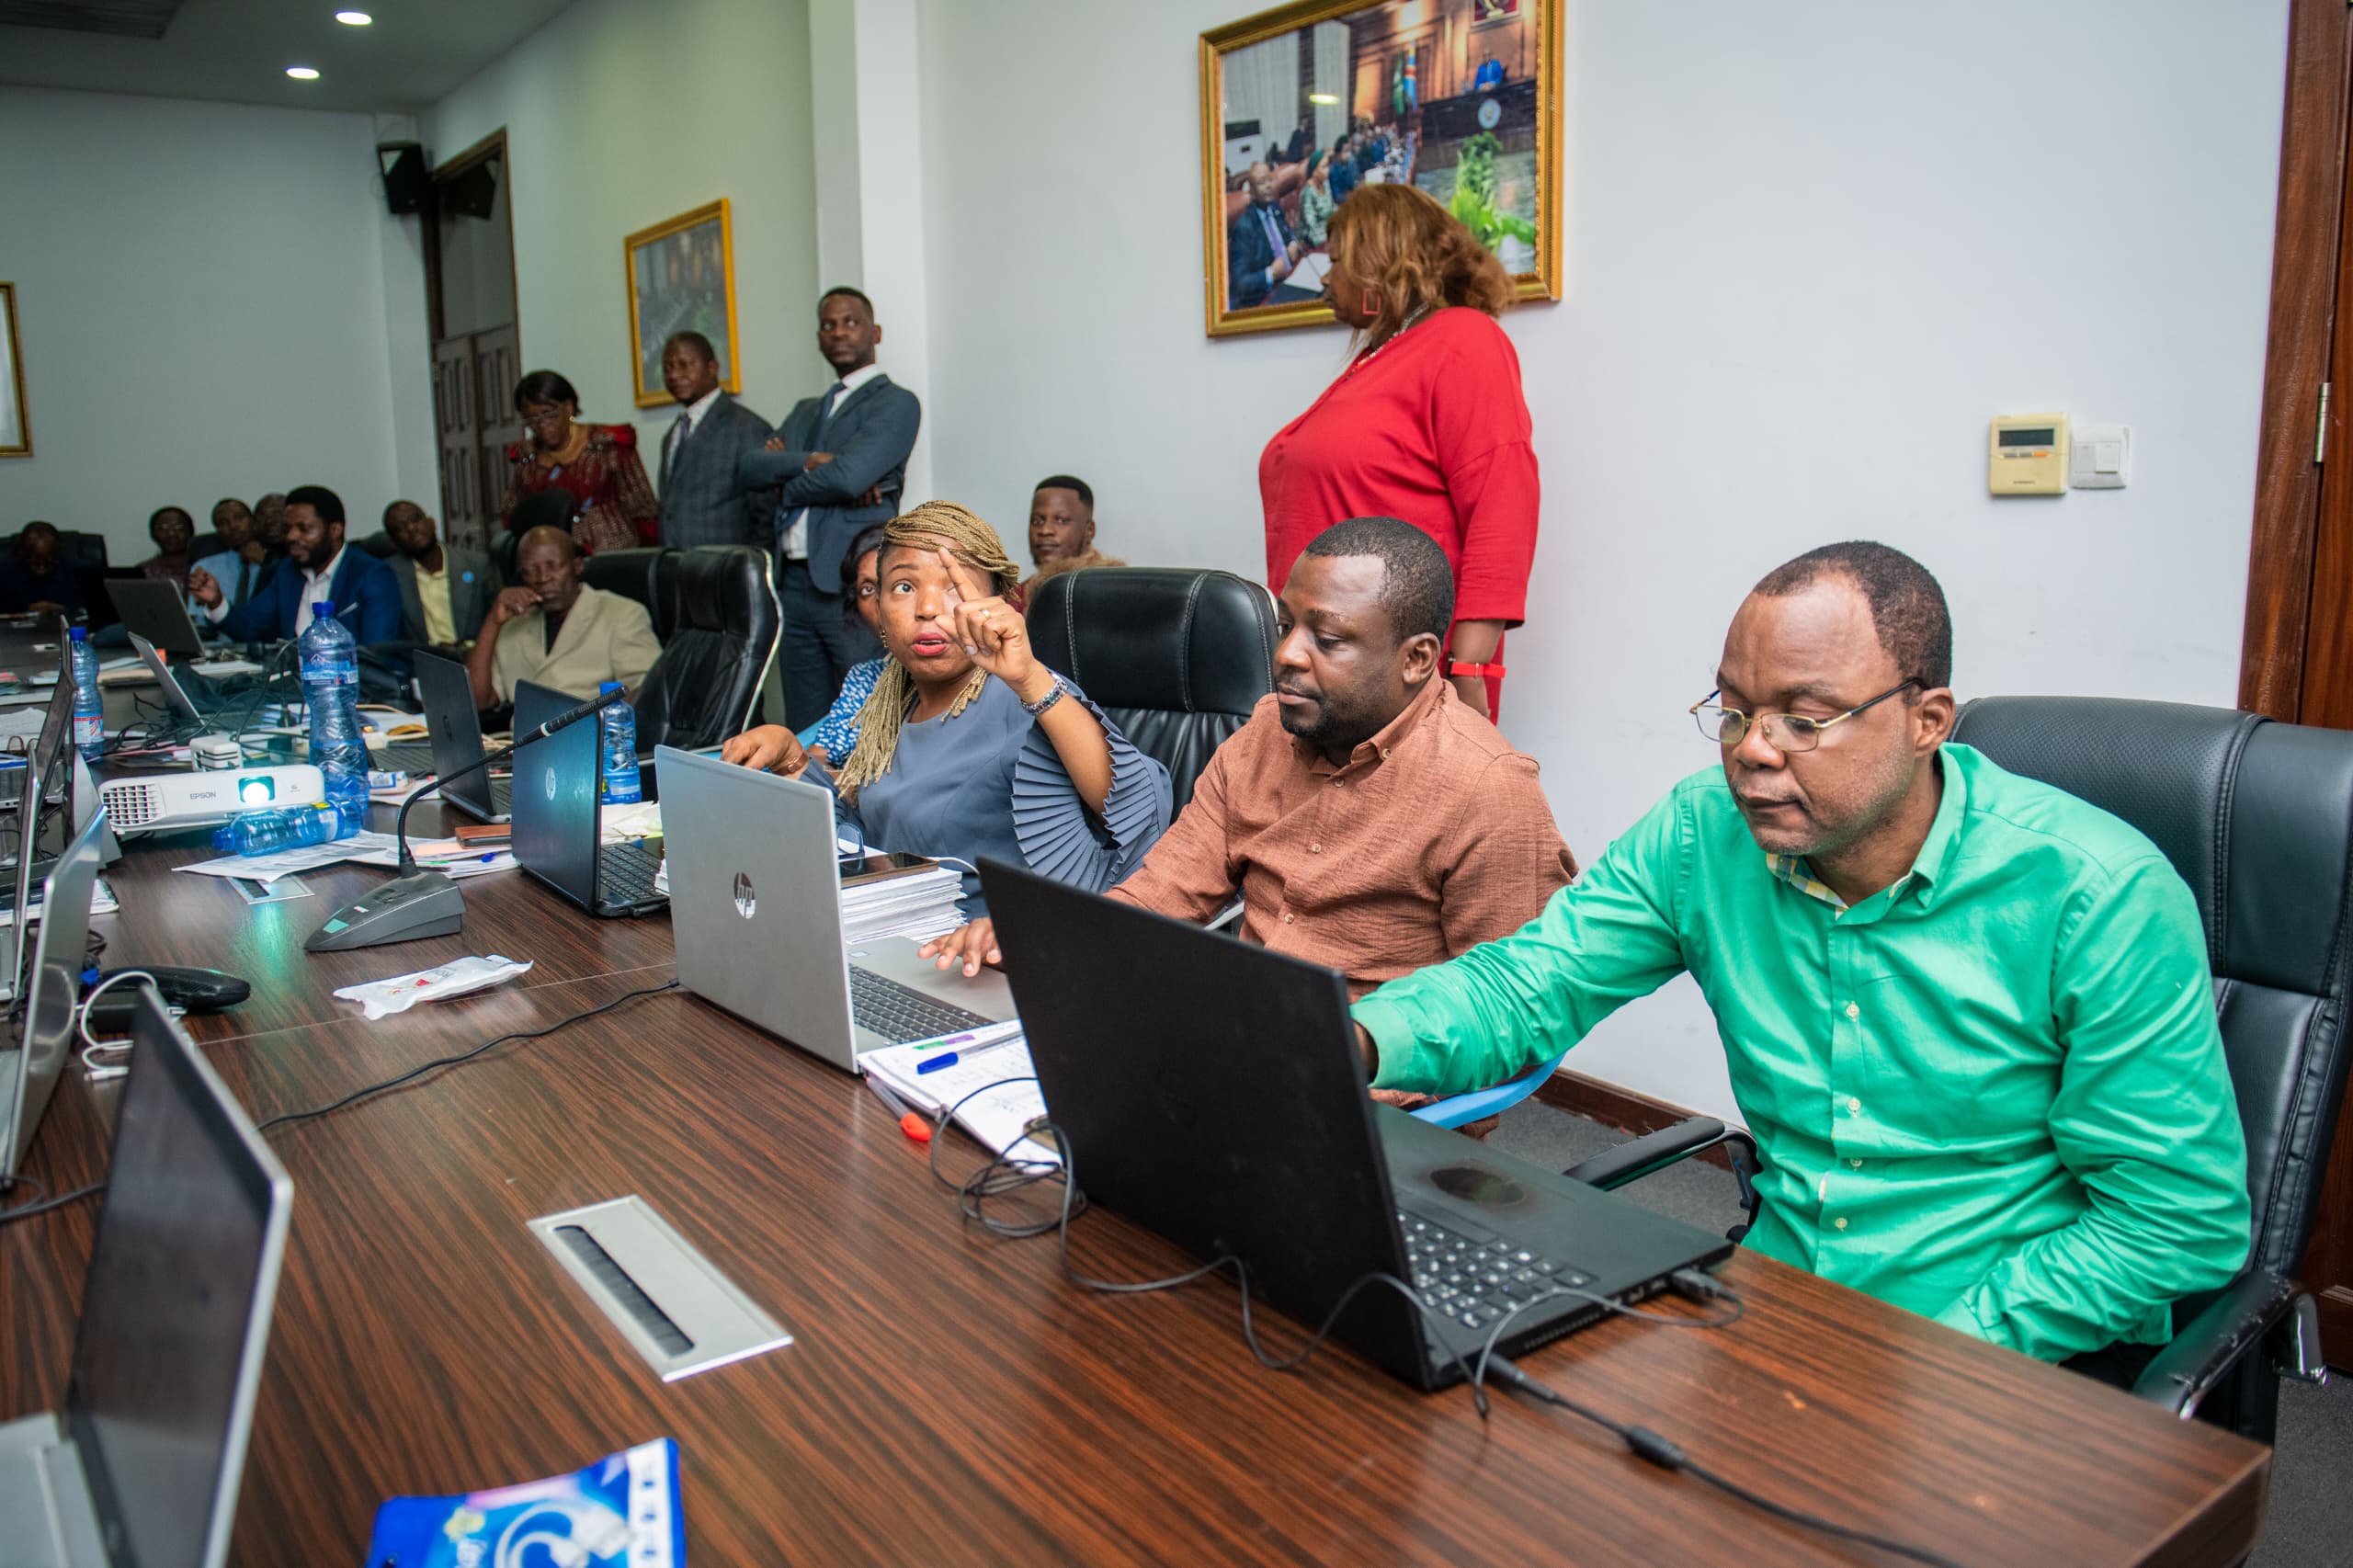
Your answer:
[1428,315,1540,626]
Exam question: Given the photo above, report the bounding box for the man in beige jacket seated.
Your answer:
[466,525,662,710]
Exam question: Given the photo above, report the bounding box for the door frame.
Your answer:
[2240,0,2351,720]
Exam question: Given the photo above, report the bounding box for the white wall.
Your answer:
[915,0,2291,1119]
[425,0,823,456]
[0,86,415,560]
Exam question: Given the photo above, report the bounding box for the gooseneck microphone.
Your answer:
[305,689,610,953]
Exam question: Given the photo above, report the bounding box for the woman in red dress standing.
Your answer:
[498,369,660,555]
[1258,183,1537,720]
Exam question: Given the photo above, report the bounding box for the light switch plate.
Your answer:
[2070,423,2130,489]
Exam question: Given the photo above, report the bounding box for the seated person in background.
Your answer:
[191,498,272,611]
[798,524,890,767]
[923,518,1574,1108]
[192,484,400,644]
[1297,154,1335,246]
[252,492,290,557]
[1349,541,2251,1362]
[140,506,197,591]
[1228,161,1304,309]
[1020,475,1125,599]
[381,500,499,648]
[722,501,1171,916]
[0,521,85,618]
[1329,134,1359,204]
[468,523,660,709]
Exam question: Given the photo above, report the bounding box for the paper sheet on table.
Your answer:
[0,707,51,737]
[1289,249,1332,291]
[860,1035,1054,1165]
[602,801,662,842]
[173,830,401,883]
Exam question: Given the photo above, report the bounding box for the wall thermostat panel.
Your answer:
[1989,414,2069,495]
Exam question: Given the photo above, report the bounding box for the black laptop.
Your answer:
[413,652,510,822]
[509,680,664,917]
[981,860,1732,1392]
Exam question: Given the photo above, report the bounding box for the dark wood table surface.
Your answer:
[0,654,2276,1565]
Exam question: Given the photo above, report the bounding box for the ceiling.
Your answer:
[0,0,575,114]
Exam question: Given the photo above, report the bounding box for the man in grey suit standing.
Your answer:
[382,501,500,649]
[736,286,918,729]
[654,331,772,550]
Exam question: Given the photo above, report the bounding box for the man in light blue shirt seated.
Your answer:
[188,496,276,615]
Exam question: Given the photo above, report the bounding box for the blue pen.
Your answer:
[915,1035,1019,1075]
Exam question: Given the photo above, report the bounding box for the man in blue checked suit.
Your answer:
[736,286,918,729]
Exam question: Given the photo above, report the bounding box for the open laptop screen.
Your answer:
[415,652,499,818]
[0,805,103,1177]
[509,680,598,908]
[64,992,291,1568]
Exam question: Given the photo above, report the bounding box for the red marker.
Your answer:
[863,1073,932,1143]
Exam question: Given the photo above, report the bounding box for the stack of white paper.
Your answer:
[841,864,965,944]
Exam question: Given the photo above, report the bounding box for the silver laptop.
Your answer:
[0,988,293,1567]
[654,746,1016,1070]
[103,576,212,658]
[0,805,108,1177]
[127,631,211,723]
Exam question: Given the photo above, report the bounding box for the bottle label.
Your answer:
[301,650,358,687]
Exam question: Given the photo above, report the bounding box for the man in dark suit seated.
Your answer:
[0,522,84,617]
[190,483,401,644]
[736,287,918,729]
[381,500,499,649]
[1228,161,1304,309]
[654,331,772,551]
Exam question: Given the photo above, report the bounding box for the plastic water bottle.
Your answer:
[211,802,351,857]
[67,626,103,761]
[298,602,370,832]
[598,681,641,804]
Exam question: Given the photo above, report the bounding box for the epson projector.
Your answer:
[97,766,327,835]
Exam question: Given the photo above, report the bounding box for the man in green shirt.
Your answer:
[1351,542,2249,1363]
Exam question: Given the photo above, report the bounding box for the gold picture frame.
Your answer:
[0,283,28,459]
[623,199,742,409]
[1199,0,1563,337]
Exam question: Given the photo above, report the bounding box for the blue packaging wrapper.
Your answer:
[363,1437,682,1567]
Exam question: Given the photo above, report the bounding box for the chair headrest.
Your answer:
[1952,695,2353,994]
[1027,568,1276,716]
[676,545,772,631]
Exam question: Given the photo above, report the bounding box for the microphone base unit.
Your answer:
[306,869,466,952]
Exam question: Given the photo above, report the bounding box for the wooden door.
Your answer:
[2239,0,2353,1368]
[432,336,479,548]
[470,324,521,554]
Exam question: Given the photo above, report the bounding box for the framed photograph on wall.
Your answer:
[623,199,742,408]
[1199,0,1563,337]
[0,283,28,459]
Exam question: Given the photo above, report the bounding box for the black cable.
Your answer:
[1482,1356,1970,1568]
[254,979,679,1135]
[0,1176,102,1227]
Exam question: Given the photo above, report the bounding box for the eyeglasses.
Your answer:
[1690,678,1922,754]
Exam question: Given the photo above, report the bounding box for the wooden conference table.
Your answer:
[0,666,2273,1565]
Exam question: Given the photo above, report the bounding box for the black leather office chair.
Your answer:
[630,546,778,752]
[1568,696,2348,1443]
[583,546,680,642]
[1027,567,1278,811]
[0,528,108,570]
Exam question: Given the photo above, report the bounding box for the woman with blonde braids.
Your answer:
[721,502,1171,937]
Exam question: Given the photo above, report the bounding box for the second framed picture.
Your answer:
[1199,0,1562,337]
[624,199,742,408]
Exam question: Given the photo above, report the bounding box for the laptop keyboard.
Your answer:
[597,839,666,906]
[848,964,995,1044]
[1398,1206,1597,1334]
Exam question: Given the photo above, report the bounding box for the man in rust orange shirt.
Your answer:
[921,517,1575,1028]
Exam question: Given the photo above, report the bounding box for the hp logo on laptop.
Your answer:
[543,767,559,801]
[733,871,756,919]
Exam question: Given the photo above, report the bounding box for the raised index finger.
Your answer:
[934,547,991,608]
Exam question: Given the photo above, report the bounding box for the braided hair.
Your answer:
[834,500,1024,802]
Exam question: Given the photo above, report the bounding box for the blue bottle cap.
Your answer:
[600,681,623,698]
[68,626,86,642]
[313,601,334,617]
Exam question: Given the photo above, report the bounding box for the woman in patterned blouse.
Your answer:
[497,369,659,555]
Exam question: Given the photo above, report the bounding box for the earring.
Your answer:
[1361,290,1381,317]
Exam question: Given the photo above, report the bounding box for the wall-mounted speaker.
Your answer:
[441,158,499,221]
[377,141,428,215]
